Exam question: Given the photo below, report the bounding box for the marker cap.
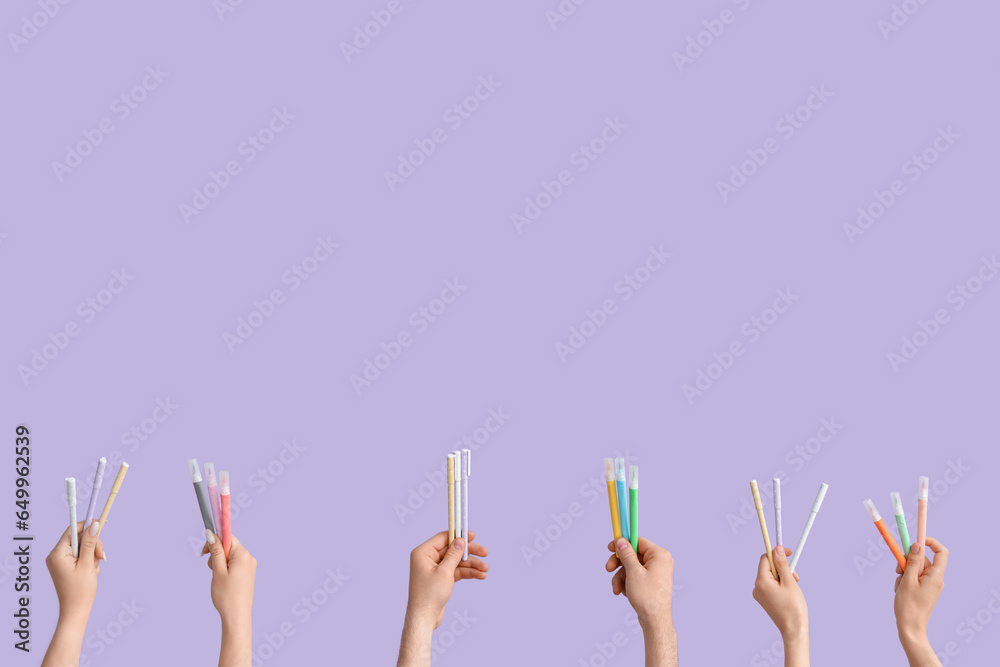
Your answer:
[604,458,614,481]
[66,477,76,503]
[863,498,881,522]
[615,458,626,481]
[188,458,202,483]
[890,491,905,515]
[629,466,638,489]
[219,470,230,495]
[462,449,471,477]
[812,483,829,512]
[772,478,781,508]
[204,462,217,485]
[918,476,929,500]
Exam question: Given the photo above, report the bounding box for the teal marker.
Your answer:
[891,491,911,553]
[615,458,629,543]
[629,466,638,551]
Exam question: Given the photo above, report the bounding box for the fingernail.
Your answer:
[205,529,216,545]
[910,543,919,554]
[102,552,107,563]
[89,521,100,536]
[453,538,464,551]
[616,538,629,552]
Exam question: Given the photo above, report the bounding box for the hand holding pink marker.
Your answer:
[219,470,232,561]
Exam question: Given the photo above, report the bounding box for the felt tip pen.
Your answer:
[97,462,129,535]
[916,476,928,571]
[461,449,470,561]
[447,454,456,544]
[605,459,622,540]
[67,477,78,558]
[452,450,463,543]
[864,498,906,570]
[788,482,828,574]
[188,458,216,534]
[628,466,638,552]
[772,478,783,548]
[616,458,630,543]
[751,480,777,579]
[84,457,107,532]
[890,491,911,554]
[219,470,232,560]
[205,462,222,537]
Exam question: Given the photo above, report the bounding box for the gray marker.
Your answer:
[188,458,215,533]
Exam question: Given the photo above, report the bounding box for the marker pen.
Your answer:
[616,458,630,543]
[220,470,232,560]
[890,491,911,554]
[452,450,462,543]
[628,466,638,552]
[188,458,215,534]
[84,457,107,532]
[788,483,828,574]
[751,480,777,579]
[447,454,456,544]
[67,477,78,558]
[461,449,470,561]
[916,476,928,571]
[97,462,129,535]
[772,478,782,547]
[205,462,222,537]
[864,498,906,570]
[605,459,622,540]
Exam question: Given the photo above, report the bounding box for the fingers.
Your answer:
[614,538,641,575]
[924,536,948,573]
[456,556,489,573]
[439,537,465,573]
[611,568,626,596]
[205,529,228,574]
[756,553,773,582]
[605,552,621,572]
[902,542,923,585]
[634,536,658,558]
[77,520,102,568]
[773,546,793,584]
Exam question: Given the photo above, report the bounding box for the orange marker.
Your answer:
[864,499,906,570]
[605,459,622,540]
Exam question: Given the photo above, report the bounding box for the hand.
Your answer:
[752,546,807,640]
[606,537,677,667]
[405,531,489,629]
[894,536,947,662]
[45,521,105,621]
[202,530,256,624]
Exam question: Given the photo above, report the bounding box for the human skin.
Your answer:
[396,531,489,667]
[604,537,679,667]
[203,530,257,667]
[894,536,948,667]
[41,521,106,667]
[752,546,808,667]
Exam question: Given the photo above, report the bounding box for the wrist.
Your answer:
[898,626,931,650]
[781,623,809,644]
[404,604,439,630]
[638,611,675,636]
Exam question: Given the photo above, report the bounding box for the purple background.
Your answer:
[3,1,999,665]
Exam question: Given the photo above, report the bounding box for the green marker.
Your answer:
[629,466,639,551]
[891,491,911,553]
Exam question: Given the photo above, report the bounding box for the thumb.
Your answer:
[206,529,228,574]
[78,520,100,567]
[439,538,465,572]
[902,542,922,583]
[615,538,642,575]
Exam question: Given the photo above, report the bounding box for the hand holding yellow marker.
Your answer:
[96,462,129,536]
[605,458,622,540]
[751,480,777,579]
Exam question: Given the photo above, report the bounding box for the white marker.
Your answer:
[84,457,107,531]
[66,478,78,558]
[773,478,783,547]
[789,483,829,574]
[461,449,471,561]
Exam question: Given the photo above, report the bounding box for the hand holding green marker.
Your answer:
[891,491,911,553]
[629,466,638,551]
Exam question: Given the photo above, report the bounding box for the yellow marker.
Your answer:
[447,454,456,543]
[751,480,777,579]
[605,458,622,540]
[97,462,129,535]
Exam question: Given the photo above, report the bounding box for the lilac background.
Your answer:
[3,0,999,665]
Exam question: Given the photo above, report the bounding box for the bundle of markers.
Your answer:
[188,459,232,560]
[604,458,638,551]
[446,449,471,561]
[65,457,129,557]
[750,478,828,578]
[862,476,928,572]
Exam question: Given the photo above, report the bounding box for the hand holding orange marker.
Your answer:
[864,498,906,570]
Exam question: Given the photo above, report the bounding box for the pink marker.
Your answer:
[917,476,928,571]
[204,462,222,536]
[220,470,232,560]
